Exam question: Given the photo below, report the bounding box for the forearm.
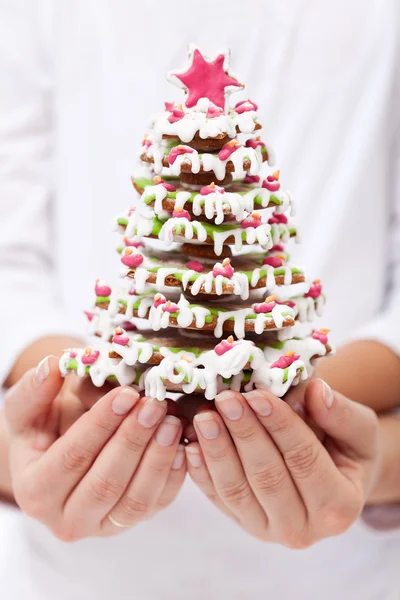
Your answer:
[368,414,400,504]
[318,340,400,413]
[0,410,13,502]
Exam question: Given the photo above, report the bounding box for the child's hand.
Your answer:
[4,357,186,540]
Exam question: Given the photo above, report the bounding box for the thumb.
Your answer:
[304,379,379,462]
[5,356,64,435]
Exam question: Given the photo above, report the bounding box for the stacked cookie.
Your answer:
[60,46,332,401]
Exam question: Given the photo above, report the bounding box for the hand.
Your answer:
[185,380,380,548]
[4,356,186,541]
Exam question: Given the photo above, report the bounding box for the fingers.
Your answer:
[103,413,181,530]
[14,387,141,518]
[5,356,63,436]
[305,379,379,462]
[192,410,268,535]
[244,388,343,514]
[214,391,306,536]
[151,444,187,515]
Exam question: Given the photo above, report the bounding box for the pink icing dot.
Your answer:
[262,177,280,193]
[243,174,260,185]
[268,212,288,225]
[81,349,100,366]
[69,351,77,359]
[305,282,322,299]
[124,238,144,248]
[235,99,258,113]
[168,145,194,165]
[218,142,241,161]
[121,249,144,268]
[271,354,300,369]
[84,310,95,322]
[95,281,112,297]
[165,101,176,112]
[168,108,185,124]
[245,138,265,149]
[312,330,329,345]
[112,329,130,346]
[186,260,203,272]
[262,256,284,268]
[121,321,137,332]
[142,138,152,149]
[241,214,262,229]
[161,301,180,314]
[162,182,176,192]
[154,294,167,308]
[172,208,191,220]
[253,300,277,314]
[206,105,224,118]
[200,183,225,196]
[214,339,236,356]
[270,243,285,252]
[212,261,234,279]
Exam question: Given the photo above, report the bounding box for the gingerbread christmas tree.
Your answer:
[60,46,332,401]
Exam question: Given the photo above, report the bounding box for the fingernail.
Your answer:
[112,389,139,415]
[172,445,185,470]
[194,412,220,440]
[185,446,203,468]
[322,381,334,409]
[291,401,305,419]
[185,425,197,443]
[215,392,243,421]
[34,356,52,384]
[138,398,166,428]
[245,390,273,417]
[155,415,181,447]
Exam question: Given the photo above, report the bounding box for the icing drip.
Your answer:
[213,223,272,256]
[149,295,210,331]
[111,334,154,366]
[214,303,294,338]
[59,348,137,388]
[158,217,207,245]
[292,294,325,322]
[188,270,250,300]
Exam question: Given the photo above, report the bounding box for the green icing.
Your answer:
[282,368,289,383]
[96,296,110,303]
[133,177,153,189]
[267,340,286,350]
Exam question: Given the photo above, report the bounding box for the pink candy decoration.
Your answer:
[161,301,180,314]
[124,238,144,248]
[254,300,277,314]
[69,351,77,359]
[121,321,137,332]
[285,301,296,309]
[212,258,234,279]
[200,182,224,195]
[235,99,258,113]
[168,108,185,123]
[263,175,281,193]
[95,280,111,297]
[170,48,243,109]
[245,138,265,149]
[121,248,144,268]
[312,330,329,345]
[153,176,176,192]
[142,138,152,149]
[270,243,285,252]
[305,281,323,299]
[218,141,241,161]
[271,354,300,369]
[81,348,100,366]
[268,212,288,225]
[243,174,260,185]
[112,328,130,346]
[241,213,262,229]
[168,145,193,165]
[165,101,176,112]
[214,337,236,356]
[206,105,224,118]
[262,256,284,268]
[153,294,167,308]
[84,310,95,322]
[186,260,203,272]
[128,207,135,217]
[172,208,191,220]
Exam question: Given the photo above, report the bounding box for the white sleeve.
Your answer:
[0,1,82,385]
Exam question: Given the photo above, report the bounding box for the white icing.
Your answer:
[188,270,250,300]
[111,334,154,366]
[245,358,307,397]
[214,303,294,339]
[150,108,237,144]
[213,223,272,256]
[149,295,210,331]
[59,347,137,388]
[158,217,207,245]
[291,294,325,322]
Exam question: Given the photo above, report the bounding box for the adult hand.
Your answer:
[5,356,186,541]
[185,380,380,548]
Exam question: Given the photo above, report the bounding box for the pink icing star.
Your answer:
[271,352,300,369]
[167,47,243,109]
[164,101,176,112]
[168,145,193,165]
[186,260,203,272]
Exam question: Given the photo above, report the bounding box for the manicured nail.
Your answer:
[215,391,243,421]
[155,415,181,447]
[172,445,185,470]
[194,412,220,440]
[185,446,203,468]
[245,390,273,417]
[322,380,334,409]
[138,398,166,428]
[112,389,139,415]
[34,356,52,384]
